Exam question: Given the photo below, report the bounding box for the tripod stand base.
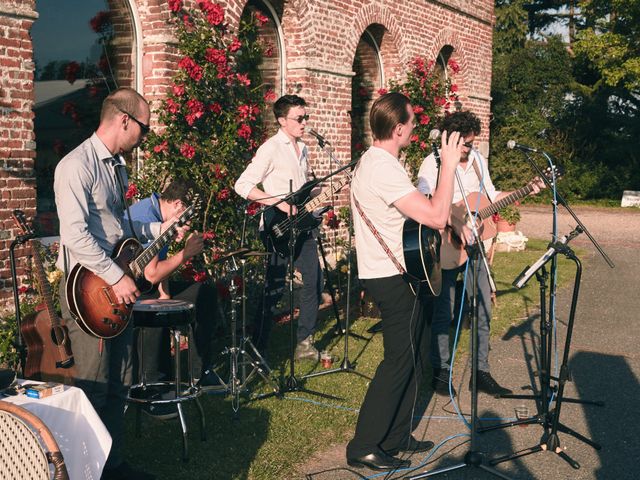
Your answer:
[408,451,514,480]
[490,434,581,470]
[302,357,371,381]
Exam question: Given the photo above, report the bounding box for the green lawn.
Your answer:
[127,237,583,479]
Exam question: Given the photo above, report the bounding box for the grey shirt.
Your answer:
[54,133,160,285]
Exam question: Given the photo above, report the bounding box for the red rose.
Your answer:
[237,124,252,140]
[228,37,242,53]
[205,48,227,66]
[193,271,207,282]
[202,231,216,241]
[410,134,419,143]
[172,84,185,96]
[236,73,251,86]
[419,115,430,125]
[125,183,138,200]
[255,12,269,25]
[448,59,460,74]
[216,188,230,201]
[185,98,204,126]
[208,102,222,114]
[180,143,196,159]
[153,140,168,154]
[166,98,180,114]
[377,88,388,95]
[168,0,182,13]
[325,209,340,229]
[246,201,260,216]
[413,105,424,114]
[18,285,29,294]
[89,11,111,34]
[263,89,276,103]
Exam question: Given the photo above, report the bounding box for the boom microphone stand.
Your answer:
[409,169,511,480]
[488,227,600,469]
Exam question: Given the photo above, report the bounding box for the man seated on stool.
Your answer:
[126,179,220,418]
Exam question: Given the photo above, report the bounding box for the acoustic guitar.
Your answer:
[13,210,75,383]
[441,167,560,269]
[65,201,198,339]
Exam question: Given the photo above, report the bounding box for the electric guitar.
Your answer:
[13,210,75,382]
[441,167,560,269]
[264,175,351,257]
[65,201,199,339]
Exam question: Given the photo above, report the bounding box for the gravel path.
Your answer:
[298,205,640,480]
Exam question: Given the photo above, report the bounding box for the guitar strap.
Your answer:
[352,195,417,286]
[471,153,493,204]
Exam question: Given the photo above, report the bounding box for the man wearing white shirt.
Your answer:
[346,93,463,470]
[418,110,540,397]
[234,95,322,360]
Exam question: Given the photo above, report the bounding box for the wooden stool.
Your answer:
[127,299,206,461]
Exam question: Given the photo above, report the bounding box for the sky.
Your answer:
[31,0,109,70]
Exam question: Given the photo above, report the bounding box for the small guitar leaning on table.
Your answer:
[65,201,199,339]
[441,167,560,270]
[12,210,75,383]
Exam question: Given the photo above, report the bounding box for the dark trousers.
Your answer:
[59,278,131,468]
[135,281,217,381]
[347,275,429,457]
[253,232,322,351]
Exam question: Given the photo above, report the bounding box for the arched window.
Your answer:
[351,26,384,160]
[241,0,285,134]
[30,0,137,235]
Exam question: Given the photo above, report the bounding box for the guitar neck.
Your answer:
[29,240,60,326]
[304,175,350,213]
[477,184,533,220]
[130,207,194,275]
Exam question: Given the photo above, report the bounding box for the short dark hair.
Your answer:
[273,94,306,120]
[101,87,147,123]
[161,179,196,204]
[370,92,411,141]
[440,111,481,137]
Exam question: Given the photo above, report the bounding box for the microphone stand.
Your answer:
[9,232,36,377]
[409,169,510,480]
[252,181,339,402]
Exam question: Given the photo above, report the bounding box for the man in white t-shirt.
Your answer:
[346,93,463,470]
[418,110,542,398]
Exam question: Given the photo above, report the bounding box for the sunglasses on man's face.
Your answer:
[463,141,474,149]
[118,108,150,135]
[287,114,310,124]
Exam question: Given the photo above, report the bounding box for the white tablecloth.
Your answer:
[2,383,112,480]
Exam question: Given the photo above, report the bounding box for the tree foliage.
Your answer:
[491,0,640,199]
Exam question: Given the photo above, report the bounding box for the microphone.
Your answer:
[306,128,329,147]
[429,129,441,167]
[507,140,540,153]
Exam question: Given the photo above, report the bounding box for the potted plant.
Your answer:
[492,203,521,232]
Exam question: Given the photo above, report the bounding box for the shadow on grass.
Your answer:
[125,395,270,480]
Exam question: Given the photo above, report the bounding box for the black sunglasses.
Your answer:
[118,108,150,135]
[287,114,310,123]
[463,141,474,149]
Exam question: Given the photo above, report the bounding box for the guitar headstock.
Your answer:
[12,209,35,237]
[542,165,563,183]
[177,194,202,226]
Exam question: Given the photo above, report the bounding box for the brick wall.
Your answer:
[0,0,493,306]
[0,0,38,305]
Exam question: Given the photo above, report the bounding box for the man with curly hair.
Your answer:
[418,110,542,398]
